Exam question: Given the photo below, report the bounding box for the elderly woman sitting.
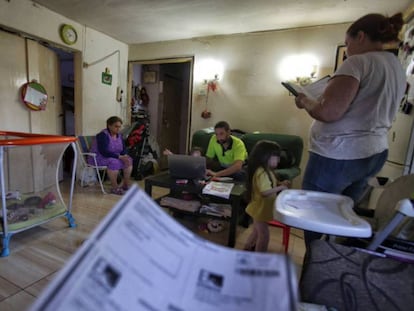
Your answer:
[89,116,133,195]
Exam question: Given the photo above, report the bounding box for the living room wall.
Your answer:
[0,0,129,136]
[129,23,350,186]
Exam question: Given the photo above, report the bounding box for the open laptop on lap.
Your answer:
[167,154,207,181]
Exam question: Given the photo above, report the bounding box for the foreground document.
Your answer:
[30,185,298,311]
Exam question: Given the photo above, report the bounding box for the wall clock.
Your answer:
[60,24,78,45]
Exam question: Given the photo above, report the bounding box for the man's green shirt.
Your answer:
[206,135,247,167]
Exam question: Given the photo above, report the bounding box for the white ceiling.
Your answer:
[33,0,412,44]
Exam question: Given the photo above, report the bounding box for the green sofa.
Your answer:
[191,128,304,181]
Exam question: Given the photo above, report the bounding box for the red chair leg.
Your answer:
[268,220,290,253]
[283,226,290,253]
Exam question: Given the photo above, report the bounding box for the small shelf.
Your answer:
[155,194,231,221]
[145,171,245,247]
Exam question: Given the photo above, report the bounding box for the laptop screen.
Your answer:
[167,154,206,180]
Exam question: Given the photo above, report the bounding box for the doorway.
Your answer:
[128,58,193,170]
[57,50,75,136]
[45,46,75,135]
[47,46,75,174]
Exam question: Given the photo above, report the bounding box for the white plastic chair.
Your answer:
[76,136,107,194]
[365,174,414,250]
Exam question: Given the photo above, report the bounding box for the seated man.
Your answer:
[205,121,248,181]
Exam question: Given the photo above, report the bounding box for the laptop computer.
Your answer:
[168,154,206,180]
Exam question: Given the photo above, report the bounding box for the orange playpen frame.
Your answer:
[0,131,78,256]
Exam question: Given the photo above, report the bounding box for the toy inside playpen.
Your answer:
[0,131,78,256]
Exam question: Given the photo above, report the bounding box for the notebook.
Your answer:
[168,154,207,180]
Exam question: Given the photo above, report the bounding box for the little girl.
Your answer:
[244,140,290,252]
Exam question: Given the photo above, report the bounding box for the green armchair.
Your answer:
[191,129,304,181]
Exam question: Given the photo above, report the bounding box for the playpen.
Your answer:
[0,131,77,256]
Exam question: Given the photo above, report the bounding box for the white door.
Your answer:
[387,111,414,164]
[0,30,61,192]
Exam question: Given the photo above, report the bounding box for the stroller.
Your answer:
[122,118,157,180]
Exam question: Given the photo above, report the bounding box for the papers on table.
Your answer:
[160,196,201,212]
[30,185,298,311]
[200,203,232,218]
[211,177,234,182]
[202,181,234,199]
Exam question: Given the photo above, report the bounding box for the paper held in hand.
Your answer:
[281,75,331,101]
[29,185,299,311]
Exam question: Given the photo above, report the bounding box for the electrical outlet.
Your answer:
[198,88,207,96]
[116,86,123,102]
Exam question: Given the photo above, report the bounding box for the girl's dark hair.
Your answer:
[347,13,403,43]
[106,116,123,127]
[245,140,281,202]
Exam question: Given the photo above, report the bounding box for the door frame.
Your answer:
[127,57,194,154]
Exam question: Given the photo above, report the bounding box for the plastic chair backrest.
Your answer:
[75,135,107,194]
[77,135,95,154]
[375,174,414,236]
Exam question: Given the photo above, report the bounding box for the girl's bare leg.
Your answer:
[244,225,258,251]
[254,221,270,252]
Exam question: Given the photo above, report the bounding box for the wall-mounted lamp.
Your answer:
[295,67,317,86]
[195,59,224,83]
[204,74,219,92]
[280,54,319,86]
[201,74,219,119]
[194,58,224,119]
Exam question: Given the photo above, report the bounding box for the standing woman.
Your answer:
[89,116,133,195]
[294,13,406,248]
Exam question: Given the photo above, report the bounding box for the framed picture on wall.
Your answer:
[143,71,157,83]
[334,45,347,71]
[102,72,112,85]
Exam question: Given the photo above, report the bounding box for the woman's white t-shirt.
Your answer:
[309,51,406,160]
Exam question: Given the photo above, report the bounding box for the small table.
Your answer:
[145,171,246,247]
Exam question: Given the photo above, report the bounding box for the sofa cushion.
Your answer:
[241,132,303,180]
[241,133,302,161]
[191,129,303,180]
[279,148,296,169]
[191,127,214,155]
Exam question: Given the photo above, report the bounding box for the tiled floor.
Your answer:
[0,178,306,310]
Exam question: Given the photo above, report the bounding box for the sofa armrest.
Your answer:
[191,127,215,155]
